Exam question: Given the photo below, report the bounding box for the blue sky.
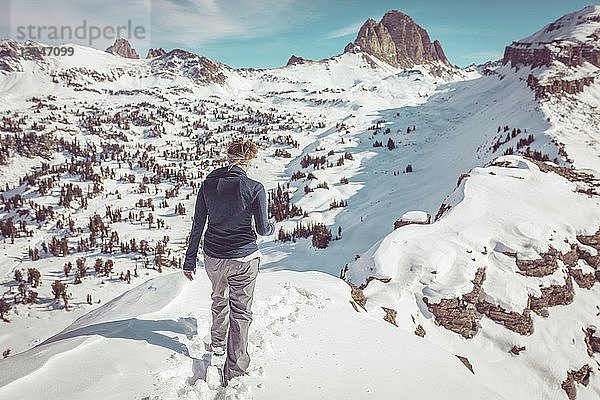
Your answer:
[2,0,598,68]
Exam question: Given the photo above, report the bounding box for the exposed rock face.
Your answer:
[477,299,533,335]
[346,281,367,311]
[381,307,398,326]
[509,247,560,277]
[414,324,426,337]
[422,221,600,339]
[584,327,600,356]
[425,227,600,339]
[0,40,24,72]
[528,275,574,315]
[394,212,431,230]
[146,48,166,59]
[286,55,314,66]
[105,38,140,59]
[150,49,228,85]
[344,10,450,68]
[0,40,45,72]
[503,5,600,68]
[526,73,595,99]
[503,5,600,97]
[423,268,484,339]
[455,355,474,374]
[562,364,591,400]
[504,42,600,69]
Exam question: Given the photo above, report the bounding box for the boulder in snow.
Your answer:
[393,211,431,230]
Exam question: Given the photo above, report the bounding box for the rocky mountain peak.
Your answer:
[105,38,139,59]
[149,49,228,85]
[146,48,167,59]
[286,55,315,66]
[344,10,450,68]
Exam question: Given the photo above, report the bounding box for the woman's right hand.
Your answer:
[183,269,196,281]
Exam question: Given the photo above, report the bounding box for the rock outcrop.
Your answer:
[584,327,600,356]
[150,49,228,85]
[344,10,450,68]
[286,55,314,66]
[0,40,24,72]
[562,364,591,400]
[393,211,431,230]
[146,48,167,59]
[526,74,596,99]
[504,42,600,69]
[0,40,45,72]
[105,38,140,59]
[423,268,485,339]
[425,227,600,338]
[503,5,600,97]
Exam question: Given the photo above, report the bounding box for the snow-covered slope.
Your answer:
[0,271,503,400]
[347,155,600,399]
[520,5,600,45]
[343,5,600,400]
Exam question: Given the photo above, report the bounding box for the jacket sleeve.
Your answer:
[252,184,275,236]
[183,184,207,270]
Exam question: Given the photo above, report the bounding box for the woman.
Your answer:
[183,139,274,386]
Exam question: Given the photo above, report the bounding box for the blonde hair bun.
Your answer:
[226,139,258,163]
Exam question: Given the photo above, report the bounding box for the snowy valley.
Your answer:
[1,5,600,400]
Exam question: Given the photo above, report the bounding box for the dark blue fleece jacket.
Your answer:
[183,165,274,270]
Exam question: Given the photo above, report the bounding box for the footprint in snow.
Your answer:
[153,283,328,400]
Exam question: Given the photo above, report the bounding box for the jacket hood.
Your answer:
[206,165,247,179]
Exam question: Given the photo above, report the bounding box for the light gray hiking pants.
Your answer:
[204,253,259,383]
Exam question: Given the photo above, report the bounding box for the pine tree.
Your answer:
[0,299,11,321]
[13,269,22,282]
[18,283,26,298]
[76,258,87,278]
[26,289,37,303]
[103,260,114,276]
[312,224,332,249]
[387,138,395,150]
[94,258,103,275]
[63,262,72,277]
[51,280,68,309]
[27,268,41,288]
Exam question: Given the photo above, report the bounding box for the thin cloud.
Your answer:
[327,21,365,39]
[428,25,496,37]
[6,0,311,51]
[8,0,153,48]
[151,0,307,47]
[460,51,503,61]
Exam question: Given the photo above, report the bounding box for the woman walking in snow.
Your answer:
[183,139,274,386]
